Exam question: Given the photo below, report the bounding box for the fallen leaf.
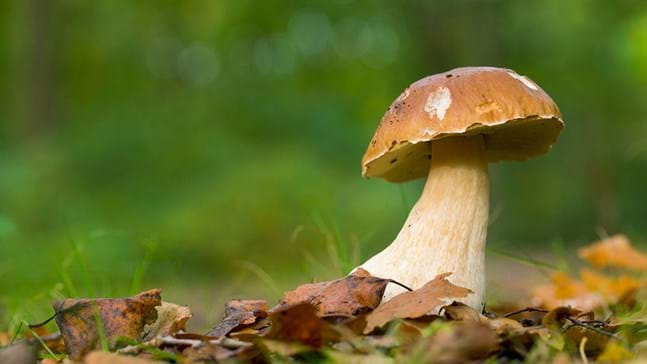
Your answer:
[0,332,10,346]
[540,307,613,356]
[363,273,472,333]
[443,301,487,323]
[325,350,394,364]
[258,338,314,357]
[142,301,192,340]
[276,268,389,318]
[54,289,161,360]
[84,351,164,364]
[487,317,524,335]
[580,269,643,301]
[266,303,339,347]
[207,299,268,337]
[541,306,582,328]
[531,272,604,311]
[181,342,246,363]
[0,340,39,364]
[412,321,498,364]
[578,234,647,270]
[597,341,633,362]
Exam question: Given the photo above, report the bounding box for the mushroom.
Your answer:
[357,67,564,309]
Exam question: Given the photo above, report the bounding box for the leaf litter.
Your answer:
[3,235,647,363]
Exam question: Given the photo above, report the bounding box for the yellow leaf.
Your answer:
[596,341,633,362]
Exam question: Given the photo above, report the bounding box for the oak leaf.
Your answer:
[142,301,192,340]
[363,273,472,333]
[276,268,389,318]
[54,289,161,360]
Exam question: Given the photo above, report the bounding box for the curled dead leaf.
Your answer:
[276,268,390,318]
[443,302,488,323]
[207,299,268,337]
[143,301,192,340]
[54,289,161,360]
[363,273,472,334]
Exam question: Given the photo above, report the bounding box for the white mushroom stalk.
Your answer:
[360,135,489,309]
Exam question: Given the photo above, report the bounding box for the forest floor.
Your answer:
[1,234,646,363]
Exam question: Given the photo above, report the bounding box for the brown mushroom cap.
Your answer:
[362,66,564,182]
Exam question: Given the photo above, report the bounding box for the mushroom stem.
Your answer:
[360,135,489,309]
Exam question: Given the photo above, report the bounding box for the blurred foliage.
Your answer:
[1,0,647,326]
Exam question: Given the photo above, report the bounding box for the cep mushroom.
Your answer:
[358,67,564,309]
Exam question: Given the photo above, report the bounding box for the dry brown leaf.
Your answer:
[142,301,192,340]
[325,350,394,364]
[578,234,647,270]
[276,268,389,318]
[363,273,472,333]
[181,343,246,363]
[0,340,39,364]
[84,351,164,364]
[541,306,582,328]
[414,321,499,364]
[257,339,313,357]
[207,299,268,337]
[443,302,488,323]
[54,289,161,360]
[267,303,339,347]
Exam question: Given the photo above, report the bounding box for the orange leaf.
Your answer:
[580,269,642,300]
[53,289,161,360]
[275,268,389,318]
[578,234,647,270]
[531,272,603,311]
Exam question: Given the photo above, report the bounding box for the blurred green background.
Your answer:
[2,0,647,329]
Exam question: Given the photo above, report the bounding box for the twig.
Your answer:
[27,312,58,329]
[24,321,61,361]
[564,317,619,339]
[156,335,253,349]
[387,279,413,292]
[28,301,84,328]
[503,307,548,318]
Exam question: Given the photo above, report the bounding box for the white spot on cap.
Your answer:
[397,88,410,102]
[424,86,452,121]
[507,71,538,91]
